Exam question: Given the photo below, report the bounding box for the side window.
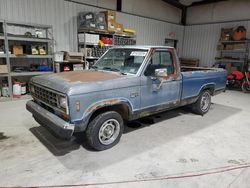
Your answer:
[144,51,174,76]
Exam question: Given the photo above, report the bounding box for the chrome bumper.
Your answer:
[26,100,74,139]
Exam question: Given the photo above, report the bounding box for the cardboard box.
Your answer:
[225,44,234,50]
[233,44,246,50]
[0,65,8,73]
[96,23,106,31]
[13,45,23,55]
[107,20,116,32]
[103,10,116,22]
[180,58,199,67]
[115,23,124,33]
[64,52,83,62]
[231,66,238,72]
[220,28,233,41]
[73,64,84,71]
[95,12,106,24]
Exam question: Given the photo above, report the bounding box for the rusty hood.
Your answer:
[30,70,137,95]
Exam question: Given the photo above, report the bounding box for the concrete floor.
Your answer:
[0,90,250,188]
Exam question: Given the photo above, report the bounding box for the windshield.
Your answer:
[93,48,148,75]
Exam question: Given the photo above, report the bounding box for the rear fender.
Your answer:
[198,83,216,96]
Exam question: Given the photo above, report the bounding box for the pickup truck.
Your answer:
[26,46,227,150]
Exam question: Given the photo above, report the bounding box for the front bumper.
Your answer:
[26,100,74,139]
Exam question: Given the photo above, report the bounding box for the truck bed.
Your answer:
[180,66,227,100]
[181,66,218,72]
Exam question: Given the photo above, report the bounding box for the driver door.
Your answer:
[140,49,181,111]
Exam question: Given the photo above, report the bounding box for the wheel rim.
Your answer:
[242,83,250,92]
[200,92,210,112]
[98,119,120,145]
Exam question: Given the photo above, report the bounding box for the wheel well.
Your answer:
[202,85,215,95]
[88,104,130,123]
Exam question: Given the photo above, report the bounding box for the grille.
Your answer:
[32,85,58,108]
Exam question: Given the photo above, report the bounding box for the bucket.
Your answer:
[13,82,21,98]
[21,82,26,95]
[2,84,9,97]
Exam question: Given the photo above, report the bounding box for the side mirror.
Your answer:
[155,68,168,78]
[152,68,168,91]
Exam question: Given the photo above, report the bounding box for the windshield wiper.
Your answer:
[102,67,120,72]
[91,65,99,70]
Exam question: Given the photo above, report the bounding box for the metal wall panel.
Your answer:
[0,0,184,53]
[182,21,250,67]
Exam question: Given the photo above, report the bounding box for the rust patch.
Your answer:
[52,70,120,83]
[86,99,120,113]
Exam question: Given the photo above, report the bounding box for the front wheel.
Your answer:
[86,111,124,151]
[192,90,211,115]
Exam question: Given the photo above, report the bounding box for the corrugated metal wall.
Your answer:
[0,0,184,53]
[182,21,250,67]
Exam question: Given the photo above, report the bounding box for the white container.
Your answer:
[21,82,26,95]
[2,86,9,97]
[54,52,64,62]
[13,82,21,97]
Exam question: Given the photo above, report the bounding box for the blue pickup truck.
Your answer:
[26,46,227,150]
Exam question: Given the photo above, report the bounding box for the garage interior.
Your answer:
[0,0,250,187]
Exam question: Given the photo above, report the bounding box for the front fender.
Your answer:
[75,98,134,132]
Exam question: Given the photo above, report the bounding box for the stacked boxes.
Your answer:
[102,10,117,32]
[78,12,96,29]
[78,33,99,44]
[78,11,127,33]
[95,12,106,31]
[115,23,124,33]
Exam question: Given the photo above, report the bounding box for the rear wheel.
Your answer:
[242,81,250,93]
[192,90,211,115]
[86,111,124,151]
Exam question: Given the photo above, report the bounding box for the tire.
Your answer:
[242,82,250,93]
[86,111,124,151]
[192,90,211,115]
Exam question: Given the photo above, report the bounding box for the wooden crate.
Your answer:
[180,58,199,67]
[64,52,84,62]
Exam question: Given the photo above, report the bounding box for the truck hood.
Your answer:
[31,70,138,95]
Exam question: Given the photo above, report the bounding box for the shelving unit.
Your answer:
[0,20,54,100]
[77,28,136,68]
[215,40,250,73]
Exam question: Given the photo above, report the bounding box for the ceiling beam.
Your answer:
[162,0,185,10]
[117,0,122,11]
[189,0,227,7]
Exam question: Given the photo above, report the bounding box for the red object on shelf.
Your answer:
[100,37,113,45]
[63,66,70,71]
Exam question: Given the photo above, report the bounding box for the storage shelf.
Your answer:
[78,28,113,35]
[220,40,250,44]
[0,20,54,101]
[7,20,52,29]
[0,54,6,58]
[220,50,247,53]
[0,94,32,102]
[215,59,245,63]
[10,71,53,77]
[0,73,8,77]
[55,60,84,63]
[9,54,53,59]
[86,56,99,59]
[8,36,51,43]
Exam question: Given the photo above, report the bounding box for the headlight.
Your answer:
[59,96,67,109]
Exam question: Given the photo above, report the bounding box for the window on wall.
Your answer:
[144,51,174,76]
